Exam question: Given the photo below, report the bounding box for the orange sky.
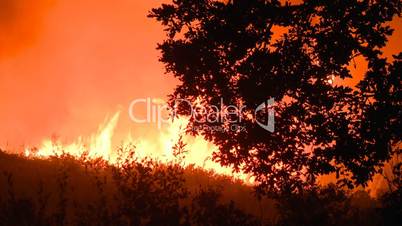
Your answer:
[0,0,400,150]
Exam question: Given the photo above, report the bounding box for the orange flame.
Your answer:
[25,111,253,183]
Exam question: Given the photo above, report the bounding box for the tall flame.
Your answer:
[26,112,120,161]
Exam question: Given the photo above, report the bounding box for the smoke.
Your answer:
[0,0,54,58]
[0,0,175,149]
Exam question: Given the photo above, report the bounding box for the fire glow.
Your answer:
[24,111,252,183]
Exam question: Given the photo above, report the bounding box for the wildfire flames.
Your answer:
[24,111,252,183]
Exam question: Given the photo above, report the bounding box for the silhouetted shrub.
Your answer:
[189,187,260,226]
[0,150,400,226]
[379,187,402,226]
[0,150,261,226]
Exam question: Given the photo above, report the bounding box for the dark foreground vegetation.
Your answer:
[0,149,400,226]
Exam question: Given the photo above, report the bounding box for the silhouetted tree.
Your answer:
[149,0,401,194]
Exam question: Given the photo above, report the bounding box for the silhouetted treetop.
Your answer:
[149,0,401,194]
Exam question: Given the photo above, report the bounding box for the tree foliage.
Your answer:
[149,0,402,194]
